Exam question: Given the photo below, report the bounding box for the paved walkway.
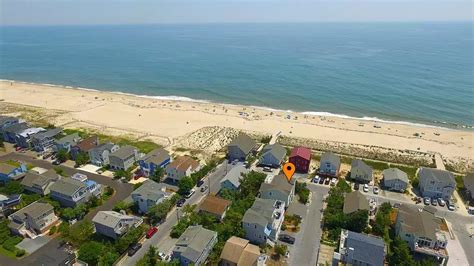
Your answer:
[435,153,446,170]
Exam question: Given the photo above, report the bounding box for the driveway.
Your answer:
[16,236,51,254]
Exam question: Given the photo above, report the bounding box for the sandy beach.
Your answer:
[1,80,473,172]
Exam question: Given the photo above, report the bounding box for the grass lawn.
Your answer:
[0,246,18,259]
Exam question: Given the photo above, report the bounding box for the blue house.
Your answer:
[2,122,28,143]
[54,133,81,153]
[138,148,171,177]
[0,116,19,134]
[0,162,28,183]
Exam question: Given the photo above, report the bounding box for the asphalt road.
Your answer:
[119,161,235,265]
[0,152,134,266]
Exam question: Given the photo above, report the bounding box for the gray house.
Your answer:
[89,143,119,167]
[418,167,456,200]
[220,164,248,192]
[319,152,341,177]
[49,178,93,208]
[31,128,63,152]
[0,116,19,135]
[383,168,409,192]
[258,143,286,168]
[334,229,386,266]
[2,122,29,143]
[350,159,373,183]
[259,174,295,206]
[227,133,257,162]
[343,191,369,214]
[463,173,474,201]
[131,180,169,213]
[54,133,81,153]
[109,145,140,171]
[21,170,61,195]
[16,127,46,148]
[242,198,285,245]
[172,225,218,266]
[8,201,59,236]
[92,211,143,240]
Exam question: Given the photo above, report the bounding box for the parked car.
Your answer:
[184,189,195,199]
[363,184,369,192]
[431,198,438,206]
[373,187,379,194]
[176,198,186,207]
[285,250,290,258]
[330,178,337,186]
[393,203,402,209]
[158,252,170,262]
[128,243,142,256]
[324,178,330,185]
[197,180,205,187]
[319,177,325,184]
[263,167,272,172]
[52,160,61,165]
[354,183,360,190]
[424,197,431,205]
[146,227,158,239]
[279,234,295,244]
[447,201,455,211]
[437,198,446,207]
[312,176,320,183]
[200,185,208,192]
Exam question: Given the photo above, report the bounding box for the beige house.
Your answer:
[198,196,231,221]
[166,156,200,183]
[8,201,59,237]
[219,236,263,266]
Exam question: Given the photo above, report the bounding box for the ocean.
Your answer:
[0,22,472,129]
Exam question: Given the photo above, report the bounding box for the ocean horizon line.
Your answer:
[1,79,470,131]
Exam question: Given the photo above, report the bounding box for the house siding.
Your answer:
[289,156,310,173]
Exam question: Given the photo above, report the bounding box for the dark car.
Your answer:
[52,160,61,165]
[279,234,295,244]
[176,198,186,207]
[318,177,325,184]
[354,183,360,190]
[197,180,204,187]
[128,243,142,256]
[324,178,330,185]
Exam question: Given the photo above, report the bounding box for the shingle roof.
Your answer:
[12,201,54,220]
[464,173,474,193]
[220,165,248,188]
[21,170,59,188]
[290,146,311,161]
[175,225,217,263]
[260,143,287,162]
[259,174,294,196]
[243,198,277,226]
[32,128,62,140]
[220,236,260,265]
[228,133,257,155]
[91,143,116,154]
[49,178,85,196]
[397,205,444,240]
[0,116,19,125]
[344,230,385,266]
[110,145,137,160]
[18,127,45,138]
[143,148,170,165]
[419,167,455,186]
[3,122,28,134]
[56,133,81,145]
[92,211,136,228]
[321,152,340,167]
[167,156,199,172]
[199,196,231,217]
[383,168,409,183]
[343,191,369,214]
[351,160,373,175]
[75,136,99,152]
[132,180,167,202]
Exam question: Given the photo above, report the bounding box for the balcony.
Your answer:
[414,244,448,258]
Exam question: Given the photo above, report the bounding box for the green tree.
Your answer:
[1,181,23,195]
[147,200,171,224]
[178,176,195,194]
[64,220,94,246]
[150,167,165,183]
[78,241,105,265]
[0,139,4,148]
[75,151,90,166]
[274,244,287,257]
[138,246,158,266]
[113,169,131,179]
[388,237,415,266]
[53,166,65,176]
[98,250,119,266]
[113,200,133,212]
[56,148,69,163]
[345,210,369,233]
[60,208,76,221]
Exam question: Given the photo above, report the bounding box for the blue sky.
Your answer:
[0,0,472,25]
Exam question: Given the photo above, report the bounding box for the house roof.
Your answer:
[0,163,16,174]
[199,196,231,217]
[49,178,86,196]
[143,148,170,165]
[91,143,116,154]
[343,230,385,266]
[0,116,19,125]
[260,143,286,162]
[11,201,54,220]
[174,225,217,263]
[242,198,278,227]
[321,152,341,167]
[21,170,59,188]
[419,167,455,186]
[220,165,248,189]
[32,128,62,140]
[18,127,45,138]
[4,123,29,134]
[56,133,81,145]
[228,133,257,155]
[167,156,199,172]
[289,146,311,161]
[132,180,168,202]
[383,168,409,183]
[110,145,137,160]
[351,160,373,175]
[343,191,369,214]
[464,173,474,192]
[92,211,136,228]
[259,174,294,196]
[75,136,99,152]
[396,205,444,240]
[220,236,260,266]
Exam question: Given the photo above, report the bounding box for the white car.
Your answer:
[373,187,379,194]
[330,178,337,186]
[184,189,195,199]
[363,184,369,192]
[285,250,290,258]
[312,176,320,183]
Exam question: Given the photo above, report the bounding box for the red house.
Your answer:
[289,147,311,173]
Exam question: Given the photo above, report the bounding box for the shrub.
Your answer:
[3,236,22,251]
[49,225,57,235]
[15,249,26,257]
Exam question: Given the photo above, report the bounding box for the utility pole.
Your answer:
[176,208,179,222]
